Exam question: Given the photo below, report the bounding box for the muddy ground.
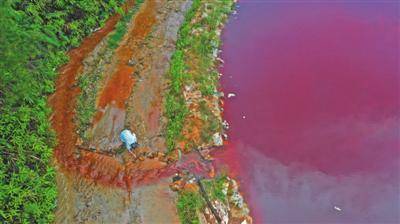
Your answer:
[53,0,192,223]
[50,0,252,223]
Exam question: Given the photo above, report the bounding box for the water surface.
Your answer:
[219,1,399,223]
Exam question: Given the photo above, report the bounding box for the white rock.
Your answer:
[213,133,224,146]
[213,48,219,58]
[231,192,244,208]
[222,120,230,130]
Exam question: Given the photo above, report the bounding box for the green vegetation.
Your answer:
[203,174,228,202]
[177,191,204,224]
[108,0,144,49]
[171,2,234,220]
[76,48,110,140]
[165,0,235,151]
[199,100,220,144]
[76,0,144,141]
[176,175,229,224]
[0,0,123,222]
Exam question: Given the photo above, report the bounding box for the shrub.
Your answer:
[0,0,123,222]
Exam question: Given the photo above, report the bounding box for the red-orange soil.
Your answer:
[49,0,171,190]
[97,1,156,110]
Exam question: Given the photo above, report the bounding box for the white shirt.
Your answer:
[120,129,137,150]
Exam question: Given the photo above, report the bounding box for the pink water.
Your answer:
[218,1,399,223]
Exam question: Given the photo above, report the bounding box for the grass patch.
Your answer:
[176,175,229,223]
[76,48,112,140]
[199,101,220,143]
[165,0,235,152]
[203,175,228,202]
[108,0,144,49]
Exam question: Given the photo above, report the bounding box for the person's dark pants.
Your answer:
[130,142,139,150]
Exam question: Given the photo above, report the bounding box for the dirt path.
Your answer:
[89,0,192,154]
[51,0,192,223]
[125,0,193,152]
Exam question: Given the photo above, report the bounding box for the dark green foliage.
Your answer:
[12,0,124,49]
[0,0,123,222]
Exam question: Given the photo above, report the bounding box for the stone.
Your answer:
[230,192,244,208]
[213,132,223,146]
[213,48,219,58]
[222,120,230,130]
[128,59,137,66]
[213,200,229,224]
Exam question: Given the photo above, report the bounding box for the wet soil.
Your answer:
[51,0,192,190]
[90,0,193,153]
[49,3,121,169]
[125,0,194,152]
[87,0,158,152]
[51,0,192,222]
[49,0,252,222]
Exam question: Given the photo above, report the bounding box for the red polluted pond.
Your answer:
[217,1,399,223]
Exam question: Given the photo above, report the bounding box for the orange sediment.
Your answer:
[96,0,156,114]
[50,0,171,190]
[49,6,122,164]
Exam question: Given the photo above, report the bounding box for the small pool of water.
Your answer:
[218,1,399,223]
